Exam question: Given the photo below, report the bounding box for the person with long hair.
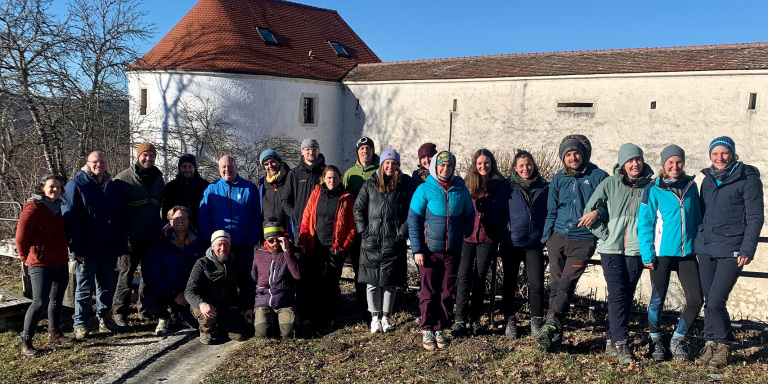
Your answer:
[408,151,474,350]
[353,149,417,333]
[492,150,549,340]
[451,149,505,336]
[17,175,71,356]
[638,145,703,362]
[694,137,764,368]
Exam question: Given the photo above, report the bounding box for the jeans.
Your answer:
[698,254,741,344]
[500,244,546,318]
[22,265,68,340]
[113,241,151,317]
[73,256,118,328]
[454,242,496,323]
[648,255,703,336]
[545,232,596,328]
[601,254,643,343]
[418,251,458,331]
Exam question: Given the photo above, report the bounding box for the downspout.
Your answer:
[448,99,457,152]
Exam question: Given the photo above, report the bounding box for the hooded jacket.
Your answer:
[695,162,764,259]
[114,163,165,243]
[162,154,209,230]
[585,163,654,256]
[144,224,207,301]
[184,248,253,310]
[252,244,301,309]
[298,184,357,253]
[492,174,550,248]
[16,197,69,268]
[407,156,475,255]
[199,175,261,246]
[638,175,701,264]
[542,162,608,243]
[281,154,326,232]
[354,171,417,287]
[343,154,380,196]
[259,161,292,235]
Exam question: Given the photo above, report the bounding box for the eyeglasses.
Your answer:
[171,217,189,222]
[266,238,280,244]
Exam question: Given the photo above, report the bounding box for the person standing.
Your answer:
[408,151,474,350]
[112,142,165,327]
[451,149,505,337]
[694,137,764,368]
[353,149,416,333]
[63,151,123,340]
[538,135,608,352]
[585,143,653,365]
[258,150,292,236]
[162,154,210,230]
[411,143,437,186]
[17,175,70,356]
[282,139,326,235]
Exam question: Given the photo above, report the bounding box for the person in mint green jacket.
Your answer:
[638,144,703,363]
[585,143,653,365]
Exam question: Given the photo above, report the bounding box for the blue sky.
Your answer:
[55,0,768,62]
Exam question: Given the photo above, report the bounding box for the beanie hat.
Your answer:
[137,142,157,158]
[435,151,455,166]
[379,148,400,166]
[210,230,231,245]
[259,149,282,165]
[559,138,586,161]
[617,143,644,166]
[709,136,736,156]
[418,143,437,160]
[301,138,320,149]
[263,217,285,239]
[178,153,197,170]
[660,144,686,165]
[356,137,375,151]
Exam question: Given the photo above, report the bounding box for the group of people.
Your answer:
[15,133,762,370]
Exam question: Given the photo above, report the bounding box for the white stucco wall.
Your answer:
[127,71,344,176]
[343,70,768,321]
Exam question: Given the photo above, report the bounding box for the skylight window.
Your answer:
[257,27,279,45]
[328,41,351,58]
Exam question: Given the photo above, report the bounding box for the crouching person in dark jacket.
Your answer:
[143,206,207,335]
[185,230,254,344]
[252,219,301,339]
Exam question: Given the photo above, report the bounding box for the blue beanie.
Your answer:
[709,136,736,156]
[379,148,400,166]
[259,149,282,165]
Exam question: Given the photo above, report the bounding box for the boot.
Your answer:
[21,339,38,357]
[615,341,635,366]
[48,330,73,346]
[708,343,732,369]
[530,316,544,338]
[695,341,716,366]
[504,316,517,339]
[669,334,692,361]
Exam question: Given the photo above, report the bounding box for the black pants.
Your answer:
[500,244,545,318]
[296,244,343,323]
[142,286,198,328]
[113,241,151,317]
[647,255,703,336]
[698,254,741,344]
[545,232,596,327]
[22,265,68,340]
[454,242,496,323]
[601,254,643,344]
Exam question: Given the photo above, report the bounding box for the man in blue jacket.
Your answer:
[199,155,261,266]
[538,135,608,352]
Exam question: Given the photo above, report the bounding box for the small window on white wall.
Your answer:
[139,88,147,116]
[300,93,318,127]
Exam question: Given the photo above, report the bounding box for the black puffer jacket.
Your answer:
[353,172,417,287]
[259,161,292,234]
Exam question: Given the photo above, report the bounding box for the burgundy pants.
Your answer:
[418,251,458,331]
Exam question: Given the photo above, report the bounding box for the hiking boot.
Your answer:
[649,338,666,362]
[504,316,518,339]
[695,341,716,366]
[112,314,128,328]
[536,323,562,352]
[199,331,213,345]
[100,317,118,333]
[605,339,618,357]
[669,336,692,361]
[530,316,544,338]
[370,316,382,334]
[435,331,448,349]
[155,318,169,336]
[48,330,73,346]
[708,343,732,369]
[615,341,634,366]
[20,339,38,357]
[422,331,436,351]
[74,327,87,341]
[381,317,394,333]
[450,321,467,337]
[470,320,483,336]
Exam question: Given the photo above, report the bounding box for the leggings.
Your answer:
[647,255,704,336]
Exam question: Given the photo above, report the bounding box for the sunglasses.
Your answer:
[266,238,281,244]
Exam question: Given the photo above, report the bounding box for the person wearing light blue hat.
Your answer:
[695,136,764,368]
[258,149,292,238]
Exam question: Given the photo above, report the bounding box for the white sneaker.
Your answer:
[370,316,382,334]
[381,317,394,333]
[155,318,169,336]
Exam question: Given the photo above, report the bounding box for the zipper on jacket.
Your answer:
[444,188,451,252]
[623,186,636,251]
[678,181,694,256]
[268,257,275,308]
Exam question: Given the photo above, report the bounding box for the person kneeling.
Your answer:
[252,219,301,339]
[185,230,254,344]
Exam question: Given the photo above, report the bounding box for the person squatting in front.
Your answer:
[408,151,474,350]
[638,144,703,362]
[585,143,653,365]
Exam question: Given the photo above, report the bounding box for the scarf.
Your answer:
[511,172,543,206]
[29,194,62,215]
[266,171,280,184]
[622,174,639,188]
[660,177,688,199]
[710,161,740,182]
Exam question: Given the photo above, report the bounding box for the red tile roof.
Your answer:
[130,0,380,81]
[344,43,768,82]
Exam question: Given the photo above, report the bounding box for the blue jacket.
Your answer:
[695,163,764,259]
[62,170,123,259]
[143,225,206,301]
[638,176,701,264]
[199,175,261,246]
[492,176,550,247]
[542,163,608,243]
[408,174,474,255]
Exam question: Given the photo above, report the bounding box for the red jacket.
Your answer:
[15,199,69,268]
[299,185,356,253]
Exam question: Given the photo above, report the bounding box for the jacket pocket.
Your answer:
[713,225,744,237]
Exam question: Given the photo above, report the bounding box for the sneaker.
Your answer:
[422,331,436,351]
[649,338,666,362]
[708,343,732,369]
[112,314,128,328]
[199,331,213,345]
[74,327,87,340]
[381,317,394,333]
[536,323,561,352]
[615,341,634,366]
[470,321,483,336]
[155,318,169,336]
[450,321,467,337]
[530,316,544,338]
[370,316,382,334]
[605,339,618,357]
[435,331,448,349]
[669,336,692,361]
[695,341,716,366]
[504,316,517,339]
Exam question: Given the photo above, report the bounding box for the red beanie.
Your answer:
[418,143,437,160]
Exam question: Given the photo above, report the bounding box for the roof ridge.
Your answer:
[261,0,338,13]
[359,42,768,67]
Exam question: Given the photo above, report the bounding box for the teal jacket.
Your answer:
[585,164,654,256]
[638,176,702,264]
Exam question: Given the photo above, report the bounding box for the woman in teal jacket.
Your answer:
[638,145,703,362]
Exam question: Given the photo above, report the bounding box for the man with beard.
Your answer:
[281,139,325,234]
[162,154,209,230]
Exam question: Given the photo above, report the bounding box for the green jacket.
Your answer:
[585,164,654,256]
[343,154,380,196]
